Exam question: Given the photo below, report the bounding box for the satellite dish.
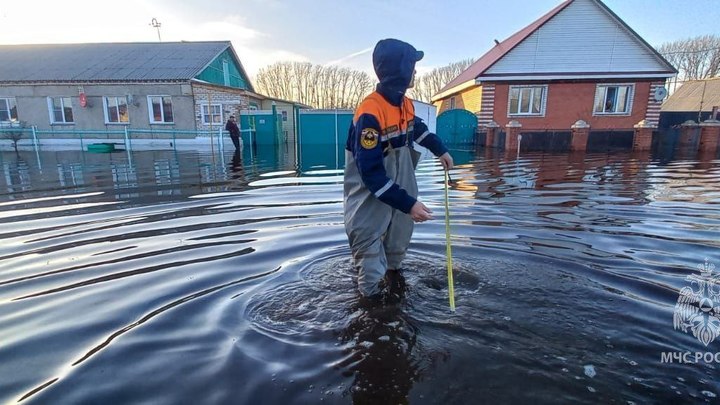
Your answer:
[654,86,668,102]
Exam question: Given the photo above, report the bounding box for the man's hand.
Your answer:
[410,201,433,222]
[439,152,454,170]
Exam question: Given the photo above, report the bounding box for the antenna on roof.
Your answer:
[494,39,500,46]
[150,18,162,42]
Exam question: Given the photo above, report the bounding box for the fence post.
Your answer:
[335,109,339,168]
[32,126,42,171]
[31,125,39,151]
[124,126,131,151]
[485,121,499,148]
[632,120,655,151]
[271,102,279,144]
[517,134,522,158]
[570,120,590,151]
[505,120,522,152]
[218,126,224,154]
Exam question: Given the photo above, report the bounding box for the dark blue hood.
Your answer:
[373,39,423,106]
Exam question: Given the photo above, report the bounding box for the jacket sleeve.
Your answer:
[413,117,448,157]
[351,113,417,213]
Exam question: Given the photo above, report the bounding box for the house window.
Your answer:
[103,96,129,124]
[47,97,74,124]
[450,97,456,110]
[0,98,18,122]
[201,104,222,125]
[508,85,547,116]
[148,96,174,123]
[594,84,633,115]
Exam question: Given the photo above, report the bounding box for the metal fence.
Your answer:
[586,130,634,152]
[518,131,572,152]
[0,126,241,152]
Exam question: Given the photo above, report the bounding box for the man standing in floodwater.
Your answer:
[344,38,454,300]
[225,115,242,150]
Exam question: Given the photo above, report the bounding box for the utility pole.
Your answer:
[150,18,162,42]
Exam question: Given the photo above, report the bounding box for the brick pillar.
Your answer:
[633,120,655,151]
[485,120,499,148]
[679,120,699,148]
[505,120,522,151]
[698,119,720,153]
[570,120,590,151]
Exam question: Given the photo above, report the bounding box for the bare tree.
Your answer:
[1,121,26,154]
[658,34,720,81]
[254,61,375,109]
[408,58,476,103]
[255,58,477,107]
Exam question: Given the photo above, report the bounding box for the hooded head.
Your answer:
[372,38,423,105]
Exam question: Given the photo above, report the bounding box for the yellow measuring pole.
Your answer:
[444,169,456,311]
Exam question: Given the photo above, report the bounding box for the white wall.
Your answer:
[412,100,437,133]
[487,0,668,75]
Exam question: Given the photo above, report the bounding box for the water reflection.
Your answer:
[1,143,719,404]
[0,146,299,204]
[333,271,417,404]
[339,302,418,405]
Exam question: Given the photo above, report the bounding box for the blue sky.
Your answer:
[1,0,718,76]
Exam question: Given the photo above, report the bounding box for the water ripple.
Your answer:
[1,149,719,404]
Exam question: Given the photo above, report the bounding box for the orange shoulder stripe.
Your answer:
[354,92,384,123]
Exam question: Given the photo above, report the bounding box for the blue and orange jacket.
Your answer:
[346,92,447,213]
[346,39,448,213]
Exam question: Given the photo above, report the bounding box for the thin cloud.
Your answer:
[325,47,373,66]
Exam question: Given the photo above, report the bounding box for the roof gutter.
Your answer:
[430,80,477,102]
[475,73,675,82]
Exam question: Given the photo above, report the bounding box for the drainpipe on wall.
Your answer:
[294,105,301,145]
[271,102,278,144]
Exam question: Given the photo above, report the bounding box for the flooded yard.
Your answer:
[0,145,719,404]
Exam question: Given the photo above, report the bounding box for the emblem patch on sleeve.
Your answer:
[360,128,379,149]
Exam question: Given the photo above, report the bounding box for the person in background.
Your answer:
[344,38,454,301]
[225,115,242,150]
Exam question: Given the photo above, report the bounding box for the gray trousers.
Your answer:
[344,146,420,296]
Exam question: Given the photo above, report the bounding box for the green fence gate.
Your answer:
[296,109,353,171]
[436,109,478,145]
[239,110,282,146]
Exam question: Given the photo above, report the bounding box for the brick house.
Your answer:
[431,0,677,151]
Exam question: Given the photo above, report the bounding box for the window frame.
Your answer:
[103,96,130,124]
[200,103,223,125]
[593,83,634,116]
[147,95,174,124]
[0,97,18,123]
[507,85,548,117]
[47,96,74,124]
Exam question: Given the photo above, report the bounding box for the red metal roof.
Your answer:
[437,0,574,95]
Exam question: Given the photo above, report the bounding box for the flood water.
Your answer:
[1,144,719,404]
